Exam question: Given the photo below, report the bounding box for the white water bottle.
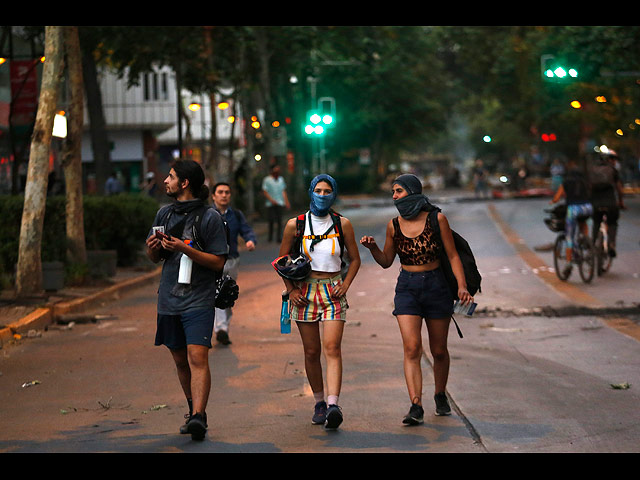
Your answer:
[178,240,193,284]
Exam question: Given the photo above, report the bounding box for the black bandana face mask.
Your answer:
[394,194,428,219]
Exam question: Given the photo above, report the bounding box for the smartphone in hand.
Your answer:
[453,300,477,316]
[152,226,170,241]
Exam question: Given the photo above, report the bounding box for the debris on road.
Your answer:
[610,382,631,390]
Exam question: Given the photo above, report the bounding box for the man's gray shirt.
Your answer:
[148,201,229,315]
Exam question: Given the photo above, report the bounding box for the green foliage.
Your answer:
[0,194,159,278]
[83,194,160,266]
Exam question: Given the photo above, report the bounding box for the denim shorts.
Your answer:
[392,268,453,319]
[155,309,215,350]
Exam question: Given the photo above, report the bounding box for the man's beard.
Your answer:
[166,186,182,199]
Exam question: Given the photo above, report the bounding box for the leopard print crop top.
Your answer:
[392,216,440,265]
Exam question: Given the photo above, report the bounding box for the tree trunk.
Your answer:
[61,26,87,266]
[81,37,111,195]
[16,26,64,296]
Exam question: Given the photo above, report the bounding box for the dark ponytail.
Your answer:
[172,159,209,200]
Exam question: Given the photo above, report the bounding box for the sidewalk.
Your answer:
[0,266,161,349]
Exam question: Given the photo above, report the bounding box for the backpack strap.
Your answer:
[428,207,464,338]
[330,210,345,257]
[428,207,443,250]
[291,213,306,255]
[292,210,345,261]
[302,210,345,258]
[192,205,230,252]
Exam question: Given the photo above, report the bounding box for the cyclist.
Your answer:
[550,158,593,277]
[590,152,625,258]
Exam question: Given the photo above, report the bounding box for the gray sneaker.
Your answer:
[434,392,451,416]
[312,401,327,425]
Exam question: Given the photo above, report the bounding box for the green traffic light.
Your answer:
[544,66,578,79]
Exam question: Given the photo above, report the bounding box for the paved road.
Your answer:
[1,195,639,452]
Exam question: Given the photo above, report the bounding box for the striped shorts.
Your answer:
[290,274,349,322]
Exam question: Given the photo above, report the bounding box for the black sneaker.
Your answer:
[402,403,424,425]
[312,400,327,425]
[216,330,232,345]
[179,412,192,434]
[186,412,208,440]
[434,392,451,416]
[324,404,343,430]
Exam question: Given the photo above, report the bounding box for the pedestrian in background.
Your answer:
[590,152,625,258]
[360,173,473,425]
[550,157,565,193]
[105,171,123,195]
[262,164,290,242]
[277,174,361,430]
[141,171,158,197]
[145,159,228,441]
[472,159,489,199]
[211,182,257,345]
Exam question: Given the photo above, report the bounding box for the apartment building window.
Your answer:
[143,71,168,101]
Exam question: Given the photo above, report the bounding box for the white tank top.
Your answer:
[302,212,342,273]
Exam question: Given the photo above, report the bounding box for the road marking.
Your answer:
[487,203,640,342]
[487,203,602,307]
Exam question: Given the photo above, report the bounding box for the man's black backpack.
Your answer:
[158,204,239,309]
[428,208,482,300]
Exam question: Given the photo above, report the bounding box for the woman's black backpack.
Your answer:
[428,208,482,300]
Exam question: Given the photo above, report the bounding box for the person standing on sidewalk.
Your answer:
[276,174,361,430]
[262,164,290,242]
[211,182,257,345]
[360,173,472,425]
[145,160,229,440]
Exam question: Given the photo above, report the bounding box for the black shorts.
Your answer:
[392,268,454,319]
[154,309,215,350]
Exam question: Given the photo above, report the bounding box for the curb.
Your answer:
[0,267,161,348]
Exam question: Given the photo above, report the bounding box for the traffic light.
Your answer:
[541,55,578,80]
[304,97,336,136]
[304,111,326,135]
[541,133,557,142]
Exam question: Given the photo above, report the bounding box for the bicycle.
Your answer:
[593,209,613,276]
[544,204,595,283]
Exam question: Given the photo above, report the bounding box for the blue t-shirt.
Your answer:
[261,175,287,207]
[148,201,229,314]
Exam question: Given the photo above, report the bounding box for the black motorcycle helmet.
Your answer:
[271,253,312,281]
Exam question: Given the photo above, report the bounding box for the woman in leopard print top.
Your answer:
[360,174,473,424]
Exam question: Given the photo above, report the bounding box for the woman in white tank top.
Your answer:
[278,174,361,430]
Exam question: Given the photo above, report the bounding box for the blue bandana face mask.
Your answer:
[310,191,336,216]
[309,174,337,216]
